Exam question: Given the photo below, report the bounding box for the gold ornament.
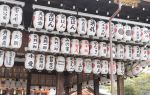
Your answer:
[114,0,141,7]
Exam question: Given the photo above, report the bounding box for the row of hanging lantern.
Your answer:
[73,62,143,91]
[0,79,27,95]
[98,75,118,85]
[28,34,150,61]
[0,4,23,26]
[32,11,150,43]
[30,86,56,95]
[82,80,94,89]
[0,29,22,49]
[0,79,27,90]
[0,50,16,68]
[68,60,144,91]
[99,77,112,85]
[25,53,126,75]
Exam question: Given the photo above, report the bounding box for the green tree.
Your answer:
[125,73,150,95]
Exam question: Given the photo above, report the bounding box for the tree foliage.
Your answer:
[125,73,150,95]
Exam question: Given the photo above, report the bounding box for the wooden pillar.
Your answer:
[64,72,70,95]
[117,75,125,95]
[26,71,31,95]
[77,73,82,95]
[94,75,99,95]
[56,73,64,95]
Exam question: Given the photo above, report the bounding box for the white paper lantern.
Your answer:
[56,14,66,32]
[82,82,87,89]
[101,60,109,74]
[80,40,89,55]
[11,31,22,48]
[19,79,24,89]
[123,25,132,41]
[99,42,107,57]
[141,27,149,43]
[11,80,17,89]
[88,80,94,88]
[22,80,27,89]
[25,53,35,69]
[126,62,134,77]
[132,26,142,42]
[0,50,4,67]
[116,62,125,75]
[132,46,140,60]
[87,19,96,36]
[0,29,11,48]
[100,77,105,84]
[50,36,60,53]
[71,85,77,92]
[28,34,39,50]
[89,41,98,56]
[74,58,83,73]
[56,56,65,72]
[107,43,116,58]
[45,55,55,71]
[124,45,132,60]
[67,16,77,34]
[140,61,148,68]
[33,10,44,30]
[61,37,70,54]
[0,4,10,25]
[35,54,45,71]
[116,44,124,59]
[39,35,49,51]
[108,61,116,74]
[66,57,75,72]
[5,79,11,89]
[96,21,106,38]
[49,87,56,95]
[10,6,23,26]
[45,12,55,31]
[132,62,143,76]
[140,47,148,61]
[92,59,101,74]
[148,48,150,61]
[114,23,124,40]
[83,59,92,74]
[16,80,21,89]
[70,39,79,54]
[105,22,115,39]
[4,51,16,68]
[113,75,117,81]
[77,17,87,35]
[100,76,110,84]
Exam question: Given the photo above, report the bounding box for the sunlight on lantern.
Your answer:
[114,0,141,7]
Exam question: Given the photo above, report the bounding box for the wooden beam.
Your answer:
[117,75,125,95]
[94,74,99,95]
[77,73,82,95]
[56,73,64,95]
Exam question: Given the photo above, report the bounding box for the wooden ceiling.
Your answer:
[19,0,150,24]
